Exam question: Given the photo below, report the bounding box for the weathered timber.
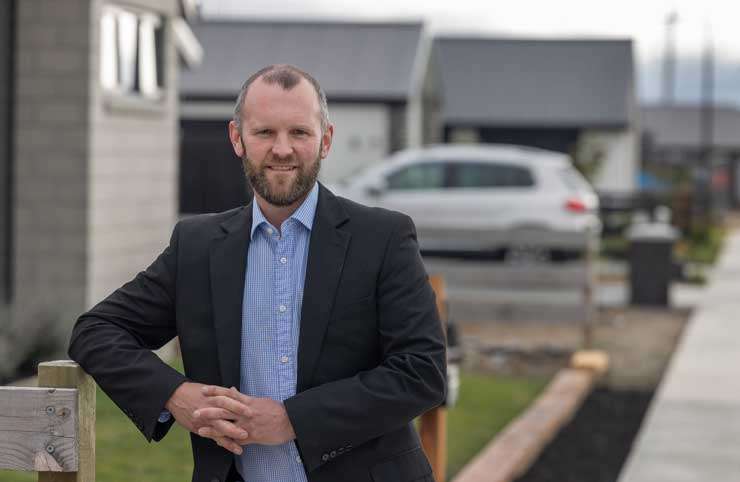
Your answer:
[37,361,95,482]
[0,385,78,472]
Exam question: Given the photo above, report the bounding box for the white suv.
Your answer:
[330,144,601,260]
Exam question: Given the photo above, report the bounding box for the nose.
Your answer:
[271,132,293,159]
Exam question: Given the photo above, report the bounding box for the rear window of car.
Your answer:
[386,162,446,190]
[559,167,592,193]
[450,162,535,188]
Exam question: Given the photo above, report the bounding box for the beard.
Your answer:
[242,147,321,207]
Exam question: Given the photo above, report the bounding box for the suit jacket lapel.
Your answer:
[297,185,350,392]
[210,206,252,390]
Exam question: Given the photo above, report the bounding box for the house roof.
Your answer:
[433,37,635,128]
[180,19,424,102]
[642,104,740,150]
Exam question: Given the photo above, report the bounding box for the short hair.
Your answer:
[232,64,330,132]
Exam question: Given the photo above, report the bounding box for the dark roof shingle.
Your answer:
[434,37,635,127]
[642,104,740,149]
[181,19,423,101]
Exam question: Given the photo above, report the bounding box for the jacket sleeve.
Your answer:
[284,214,447,472]
[68,222,187,442]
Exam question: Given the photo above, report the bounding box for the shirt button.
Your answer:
[281,355,289,363]
[278,304,287,313]
[295,455,302,464]
[266,227,273,235]
[280,256,287,264]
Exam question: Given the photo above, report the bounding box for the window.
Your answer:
[451,162,534,188]
[387,163,446,190]
[100,6,165,100]
[559,167,592,193]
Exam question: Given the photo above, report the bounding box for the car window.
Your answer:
[386,162,446,190]
[559,166,592,193]
[451,162,534,188]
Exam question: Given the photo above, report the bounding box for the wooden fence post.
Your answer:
[420,275,448,482]
[37,361,95,482]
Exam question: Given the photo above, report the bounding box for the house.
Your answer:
[642,103,740,207]
[0,0,200,376]
[179,18,440,214]
[433,36,639,199]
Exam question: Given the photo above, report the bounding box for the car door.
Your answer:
[445,161,538,251]
[372,160,452,251]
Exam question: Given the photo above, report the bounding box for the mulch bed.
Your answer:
[514,387,654,482]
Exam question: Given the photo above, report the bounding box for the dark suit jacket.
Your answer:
[68,184,447,482]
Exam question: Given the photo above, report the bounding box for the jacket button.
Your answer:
[322,454,329,461]
[330,451,336,458]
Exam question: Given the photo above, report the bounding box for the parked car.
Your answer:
[329,144,601,261]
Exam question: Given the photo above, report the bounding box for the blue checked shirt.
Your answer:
[235,183,318,481]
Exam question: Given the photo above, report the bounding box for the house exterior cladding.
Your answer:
[0,0,198,377]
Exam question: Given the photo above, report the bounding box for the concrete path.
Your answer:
[618,231,740,482]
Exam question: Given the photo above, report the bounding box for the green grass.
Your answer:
[445,372,546,479]
[1,367,544,481]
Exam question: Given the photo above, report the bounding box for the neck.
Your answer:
[253,191,311,230]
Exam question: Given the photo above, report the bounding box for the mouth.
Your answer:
[266,165,298,172]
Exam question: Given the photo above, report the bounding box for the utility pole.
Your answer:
[698,21,715,225]
[662,11,678,104]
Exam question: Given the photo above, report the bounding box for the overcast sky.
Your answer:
[201,0,740,105]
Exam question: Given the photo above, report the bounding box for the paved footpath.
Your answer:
[618,229,740,482]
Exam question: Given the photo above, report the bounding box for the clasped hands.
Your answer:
[165,382,296,455]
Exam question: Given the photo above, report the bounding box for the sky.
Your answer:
[200,0,740,106]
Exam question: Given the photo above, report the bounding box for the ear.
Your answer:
[228,120,245,157]
[320,124,334,159]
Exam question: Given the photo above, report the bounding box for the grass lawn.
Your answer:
[445,372,546,479]
[1,367,544,481]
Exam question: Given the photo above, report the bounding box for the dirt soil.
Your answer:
[459,306,690,390]
[514,388,654,482]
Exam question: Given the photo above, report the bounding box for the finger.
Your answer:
[200,419,249,444]
[212,434,244,455]
[201,385,238,398]
[206,395,254,418]
[198,425,248,450]
[203,386,254,405]
[193,407,236,421]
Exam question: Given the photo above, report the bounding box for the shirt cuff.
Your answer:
[158,410,172,423]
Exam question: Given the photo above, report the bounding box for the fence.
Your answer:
[0,360,95,481]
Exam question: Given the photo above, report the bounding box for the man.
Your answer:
[68,64,446,482]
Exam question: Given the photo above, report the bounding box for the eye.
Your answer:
[254,129,272,137]
[292,129,309,136]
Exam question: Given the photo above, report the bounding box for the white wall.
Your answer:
[86,0,179,306]
[579,129,638,195]
[320,103,389,183]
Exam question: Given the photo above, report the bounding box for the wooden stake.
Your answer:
[421,275,448,482]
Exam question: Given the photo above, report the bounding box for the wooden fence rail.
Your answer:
[0,360,95,482]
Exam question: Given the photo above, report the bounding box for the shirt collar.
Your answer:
[250,182,320,239]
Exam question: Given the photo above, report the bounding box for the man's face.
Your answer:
[228,77,333,207]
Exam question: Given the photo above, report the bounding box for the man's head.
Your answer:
[228,65,333,208]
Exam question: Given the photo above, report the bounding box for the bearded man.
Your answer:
[68,64,446,482]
